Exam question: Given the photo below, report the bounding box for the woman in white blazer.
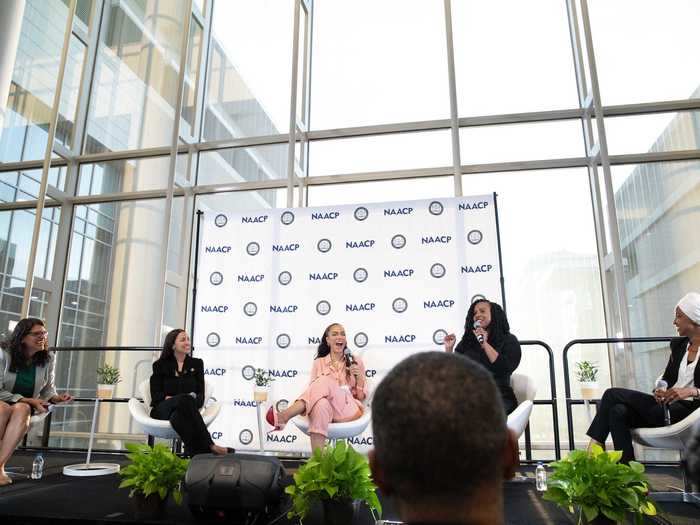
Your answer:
[0,318,72,485]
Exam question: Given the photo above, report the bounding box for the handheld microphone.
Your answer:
[343,347,356,367]
[473,320,484,344]
[655,379,671,426]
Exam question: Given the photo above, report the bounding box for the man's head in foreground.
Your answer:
[370,351,518,524]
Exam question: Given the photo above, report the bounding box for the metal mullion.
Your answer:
[609,149,700,165]
[566,0,616,387]
[603,98,700,117]
[286,0,302,208]
[579,0,633,387]
[72,0,105,157]
[0,159,68,172]
[443,0,462,197]
[69,188,184,205]
[195,134,290,152]
[155,0,193,345]
[191,0,213,145]
[20,0,77,318]
[78,145,178,164]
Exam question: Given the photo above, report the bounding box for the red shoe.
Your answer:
[265,406,286,432]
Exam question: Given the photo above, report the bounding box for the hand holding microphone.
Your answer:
[344,347,360,377]
[654,379,671,426]
[473,320,486,345]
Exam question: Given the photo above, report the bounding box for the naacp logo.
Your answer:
[354,206,369,221]
[471,294,486,304]
[433,329,448,345]
[316,300,331,316]
[239,429,254,446]
[281,211,295,225]
[276,399,289,412]
[392,297,408,313]
[467,229,483,245]
[354,332,368,348]
[243,302,257,317]
[209,271,223,286]
[278,271,292,286]
[214,214,227,227]
[317,238,332,253]
[430,263,446,279]
[429,201,444,216]
[246,241,260,256]
[276,334,291,349]
[206,332,220,347]
[391,234,406,250]
[241,365,256,381]
[353,268,368,283]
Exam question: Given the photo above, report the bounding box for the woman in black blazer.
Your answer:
[444,299,522,414]
[150,329,230,457]
[587,292,700,464]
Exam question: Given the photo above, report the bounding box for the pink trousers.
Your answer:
[297,375,363,437]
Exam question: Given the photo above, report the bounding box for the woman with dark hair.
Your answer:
[587,292,700,464]
[266,323,367,450]
[150,329,230,457]
[0,318,72,485]
[444,299,522,414]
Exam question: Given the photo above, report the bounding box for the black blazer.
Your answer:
[455,332,522,410]
[661,337,700,388]
[150,355,205,410]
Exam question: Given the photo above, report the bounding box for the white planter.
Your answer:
[579,381,598,400]
[96,384,115,399]
[253,386,268,402]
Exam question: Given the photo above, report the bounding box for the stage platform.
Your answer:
[0,451,697,524]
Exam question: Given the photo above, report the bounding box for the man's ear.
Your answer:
[368,449,392,496]
[502,429,520,480]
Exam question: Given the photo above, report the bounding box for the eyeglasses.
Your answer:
[28,330,48,339]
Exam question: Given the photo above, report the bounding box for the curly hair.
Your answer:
[459,299,511,349]
[1,317,50,372]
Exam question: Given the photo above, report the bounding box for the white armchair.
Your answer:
[128,378,221,445]
[293,408,372,444]
[507,373,537,438]
[631,407,700,503]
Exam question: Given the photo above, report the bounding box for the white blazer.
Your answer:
[0,349,57,403]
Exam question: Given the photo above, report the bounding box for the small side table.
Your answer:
[63,398,120,477]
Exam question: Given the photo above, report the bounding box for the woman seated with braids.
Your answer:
[444,299,522,414]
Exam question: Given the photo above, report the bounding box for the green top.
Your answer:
[12,364,36,399]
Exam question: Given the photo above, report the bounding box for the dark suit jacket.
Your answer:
[661,337,700,409]
[149,355,205,409]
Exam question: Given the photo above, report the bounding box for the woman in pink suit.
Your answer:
[266,323,367,450]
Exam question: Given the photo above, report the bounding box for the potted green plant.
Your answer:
[119,443,190,519]
[285,441,382,525]
[253,368,274,402]
[575,360,599,400]
[543,444,656,524]
[96,363,121,399]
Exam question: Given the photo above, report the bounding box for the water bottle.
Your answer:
[535,462,547,491]
[31,454,44,480]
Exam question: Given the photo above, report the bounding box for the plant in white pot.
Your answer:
[575,361,599,400]
[96,363,121,399]
[253,368,274,402]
